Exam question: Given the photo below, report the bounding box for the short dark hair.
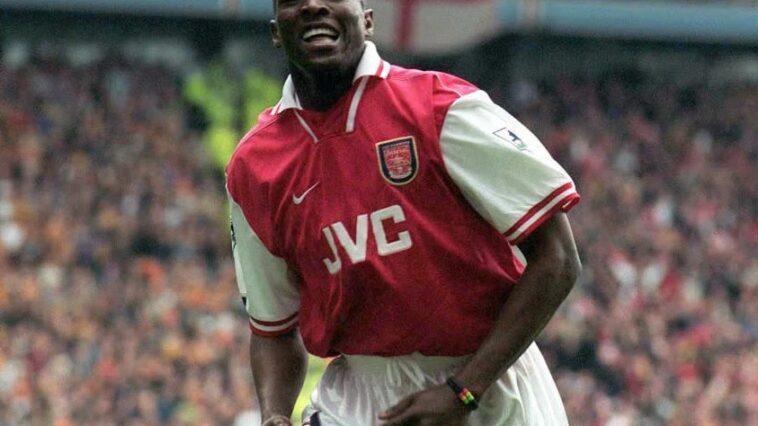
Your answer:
[272,0,366,12]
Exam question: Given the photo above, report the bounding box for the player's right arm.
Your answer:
[250,330,307,425]
[228,172,305,424]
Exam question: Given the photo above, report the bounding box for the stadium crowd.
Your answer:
[503,75,757,426]
[0,59,254,425]
[0,55,755,426]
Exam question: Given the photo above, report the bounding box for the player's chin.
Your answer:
[301,53,346,74]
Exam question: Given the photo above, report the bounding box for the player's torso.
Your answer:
[273,78,442,278]
[249,71,522,356]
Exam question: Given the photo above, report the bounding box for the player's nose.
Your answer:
[299,0,329,16]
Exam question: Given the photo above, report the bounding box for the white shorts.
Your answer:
[302,342,568,426]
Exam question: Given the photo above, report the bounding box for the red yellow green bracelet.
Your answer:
[445,377,479,410]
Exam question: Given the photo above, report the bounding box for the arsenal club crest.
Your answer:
[375,137,419,185]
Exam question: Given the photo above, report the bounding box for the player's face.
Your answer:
[271,0,374,75]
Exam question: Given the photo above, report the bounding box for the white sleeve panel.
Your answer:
[440,90,579,244]
[230,197,299,335]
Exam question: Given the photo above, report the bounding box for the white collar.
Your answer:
[273,41,391,114]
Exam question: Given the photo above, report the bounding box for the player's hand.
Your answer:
[261,414,292,426]
[378,383,470,425]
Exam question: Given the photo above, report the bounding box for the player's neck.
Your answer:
[290,63,358,112]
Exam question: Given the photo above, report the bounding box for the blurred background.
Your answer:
[0,0,756,425]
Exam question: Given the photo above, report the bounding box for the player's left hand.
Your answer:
[378,383,470,426]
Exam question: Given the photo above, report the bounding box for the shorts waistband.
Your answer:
[340,352,471,376]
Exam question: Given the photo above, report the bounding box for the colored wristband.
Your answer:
[445,377,479,411]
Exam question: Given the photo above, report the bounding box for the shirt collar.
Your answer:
[274,41,390,114]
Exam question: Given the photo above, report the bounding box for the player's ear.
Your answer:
[363,9,374,38]
[270,19,282,48]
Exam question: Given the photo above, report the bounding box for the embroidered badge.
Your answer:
[230,221,237,250]
[375,137,419,185]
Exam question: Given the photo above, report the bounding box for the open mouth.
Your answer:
[301,27,340,44]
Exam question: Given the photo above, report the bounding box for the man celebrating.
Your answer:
[226,0,582,424]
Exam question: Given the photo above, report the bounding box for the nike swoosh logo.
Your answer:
[292,182,320,205]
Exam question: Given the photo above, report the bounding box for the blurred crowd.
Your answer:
[0,56,756,426]
[0,60,254,425]
[505,76,757,425]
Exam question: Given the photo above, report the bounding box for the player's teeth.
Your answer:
[302,28,337,41]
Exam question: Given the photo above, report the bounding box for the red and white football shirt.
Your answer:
[227,42,579,358]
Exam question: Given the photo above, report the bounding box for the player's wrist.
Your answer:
[451,369,489,399]
[445,376,480,411]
